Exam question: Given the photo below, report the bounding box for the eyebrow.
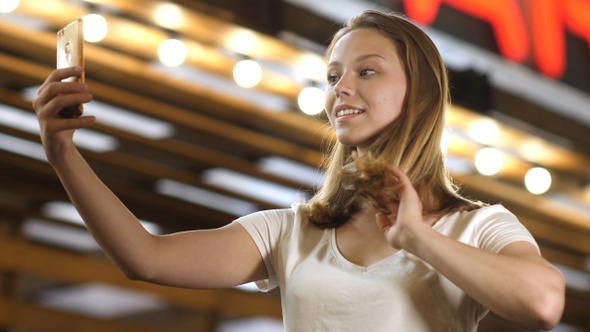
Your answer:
[327,53,388,67]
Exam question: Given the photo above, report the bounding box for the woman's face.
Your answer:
[325,28,408,153]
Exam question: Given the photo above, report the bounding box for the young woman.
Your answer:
[34,10,564,332]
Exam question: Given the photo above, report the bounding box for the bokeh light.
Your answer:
[524,167,552,195]
[233,60,262,88]
[158,39,187,67]
[474,147,503,176]
[82,14,108,43]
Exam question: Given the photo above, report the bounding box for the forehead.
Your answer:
[328,28,399,64]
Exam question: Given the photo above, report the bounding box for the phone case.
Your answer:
[57,18,84,118]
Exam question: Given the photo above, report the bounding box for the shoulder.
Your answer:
[234,203,308,232]
[444,204,516,225]
[438,204,537,252]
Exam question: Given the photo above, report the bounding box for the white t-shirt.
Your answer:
[235,203,539,332]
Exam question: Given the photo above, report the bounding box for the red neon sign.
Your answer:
[403,0,590,79]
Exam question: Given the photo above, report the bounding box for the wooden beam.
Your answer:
[0,297,186,332]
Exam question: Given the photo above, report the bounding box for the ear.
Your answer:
[375,211,393,232]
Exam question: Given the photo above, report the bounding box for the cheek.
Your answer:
[379,90,405,119]
[324,89,334,109]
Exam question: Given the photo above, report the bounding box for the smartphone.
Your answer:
[56,18,84,118]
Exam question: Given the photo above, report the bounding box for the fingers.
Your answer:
[45,115,97,132]
[386,166,419,201]
[37,67,84,95]
[33,67,95,132]
[33,68,92,118]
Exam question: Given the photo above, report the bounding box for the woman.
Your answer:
[34,10,564,332]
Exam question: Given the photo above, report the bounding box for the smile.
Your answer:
[336,109,365,117]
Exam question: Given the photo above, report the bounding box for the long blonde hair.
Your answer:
[305,10,484,228]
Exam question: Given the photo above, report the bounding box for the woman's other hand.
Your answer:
[375,167,430,251]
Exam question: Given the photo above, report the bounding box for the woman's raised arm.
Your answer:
[33,67,266,289]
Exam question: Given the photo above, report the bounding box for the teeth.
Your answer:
[337,109,364,117]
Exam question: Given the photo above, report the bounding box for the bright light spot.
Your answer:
[226,30,257,55]
[295,54,326,82]
[82,14,108,43]
[474,147,503,176]
[524,167,552,195]
[519,138,548,163]
[154,3,184,29]
[0,0,19,13]
[158,39,187,67]
[233,59,262,88]
[298,87,324,115]
[468,118,501,145]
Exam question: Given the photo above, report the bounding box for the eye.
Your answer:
[327,73,340,85]
[360,68,376,76]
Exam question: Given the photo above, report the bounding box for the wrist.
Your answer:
[400,221,436,258]
[46,141,79,168]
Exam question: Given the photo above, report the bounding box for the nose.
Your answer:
[333,72,355,97]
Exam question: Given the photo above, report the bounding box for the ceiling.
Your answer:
[0,0,590,331]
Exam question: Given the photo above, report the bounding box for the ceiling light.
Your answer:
[0,102,41,132]
[0,0,19,13]
[257,156,323,188]
[297,86,324,115]
[233,59,262,88]
[226,30,257,55]
[524,167,552,195]
[35,282,167,318]
[474,147,503,176]
[23,218,100,252]
[154,2,184,29]
[82,13,107,43]
[158,38,187,67]
[0,101,119,152]
[83,100,175,139]
[74,129,119,152]
[0,133,46,161]
[42,201,162,234]
[518,138,549,163]
[155,179,259,216]
[295,54,326,82]
[21,87,169,141]
[202,167,305,207]
[468,118,501,145]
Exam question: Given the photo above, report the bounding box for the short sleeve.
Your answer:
[473,205,540,254]
[234,207,293,291]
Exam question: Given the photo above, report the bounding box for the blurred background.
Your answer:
[0,0,589,331]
